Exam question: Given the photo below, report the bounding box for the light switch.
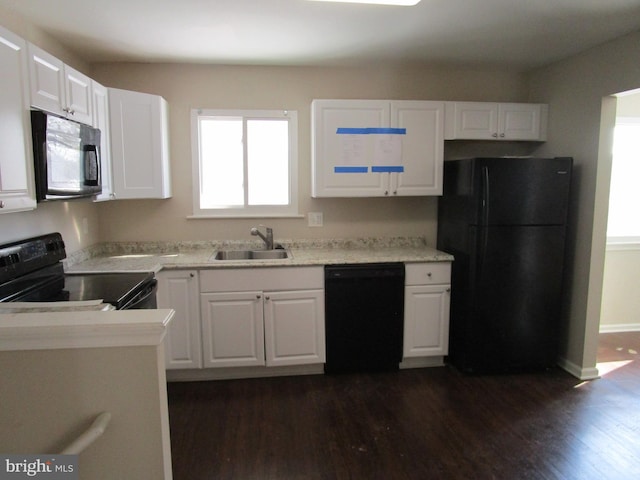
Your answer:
[308,212,323,227]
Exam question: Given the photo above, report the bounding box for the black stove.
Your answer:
[0,233,157,310]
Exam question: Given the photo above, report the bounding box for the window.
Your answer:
[607,117,640,244]
[191,109,298,217]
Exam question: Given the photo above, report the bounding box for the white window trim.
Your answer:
[190,108,300,218]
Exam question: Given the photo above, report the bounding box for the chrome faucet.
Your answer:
[250,226,274,250]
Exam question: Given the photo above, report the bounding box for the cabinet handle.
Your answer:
[0,201,4,209]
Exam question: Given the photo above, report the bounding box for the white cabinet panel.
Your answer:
[312,99,389,197]
[28,43,93,125]
[0,26,36,214]
[444,102,547,141]
[92,81,114,201]
[201,291,265,368]
[109,88,171,199]
[158,270,202,370]
[312,99,444,197]
[264,290,325,367]
[404,285,450,357]
[403,262,451,360]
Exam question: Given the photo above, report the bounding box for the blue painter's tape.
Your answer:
[334,166,369,173]
[372,166,405,173]
[368,128,406,135]
[336,128,370,135]
[336,127,407,135]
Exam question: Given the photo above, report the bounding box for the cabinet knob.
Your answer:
[393,190,397,195]
[384,191,389,196]
[0,201,4,209]
[265,296,270,301]
[492,132,498,138]
[446,288,451,293]
[256,294,261,300]
[189,273,195,278]
[500,133,505,138]
[427,272,432,278]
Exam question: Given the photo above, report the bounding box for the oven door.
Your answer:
[120,279,158,310]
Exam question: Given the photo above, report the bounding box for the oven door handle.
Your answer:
[120,279,157,310]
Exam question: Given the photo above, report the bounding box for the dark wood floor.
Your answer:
[168,332,640,480]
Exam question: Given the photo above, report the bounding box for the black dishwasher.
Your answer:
[324,263,405,373]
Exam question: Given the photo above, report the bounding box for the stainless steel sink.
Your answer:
[212,249,291,261]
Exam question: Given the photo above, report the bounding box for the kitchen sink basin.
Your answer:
[212,249,291,261]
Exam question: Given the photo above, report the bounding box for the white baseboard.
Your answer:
[599,323,640,333]
[557,357,600,380]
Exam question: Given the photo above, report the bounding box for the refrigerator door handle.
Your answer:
[479,166,490,278]
[482,166,490,225]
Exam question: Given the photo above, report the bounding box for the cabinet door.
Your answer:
[158,270,202,370]
[403,285,450,357]
[0,26,36,214]
[27,43,65,117]
[263,289,325,367]
[444,102,498,140]
[64,65,93,125]
[498,103,545,141]
[109,87,171,199]
[312,99,389,197]
[201,291,265,368]
[92,81,114,201]
[391,101,444,196]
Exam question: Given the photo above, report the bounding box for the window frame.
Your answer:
[190,108,299,218]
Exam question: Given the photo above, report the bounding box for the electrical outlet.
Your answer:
[308,212,323,227]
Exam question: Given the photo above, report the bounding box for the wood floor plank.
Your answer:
[168,333,640,479]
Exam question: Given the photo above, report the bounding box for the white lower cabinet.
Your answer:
[201,291,265,368]
[199,267,325,371]
[157,270,202,370]
[403,262,451,360]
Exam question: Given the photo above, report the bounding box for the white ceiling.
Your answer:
[2,0,640,70]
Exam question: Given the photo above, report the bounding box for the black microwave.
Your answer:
[31,110,102,202]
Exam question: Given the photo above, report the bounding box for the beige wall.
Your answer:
[91,62,531,246]
[600,247,640,330]
[528,30,640,376]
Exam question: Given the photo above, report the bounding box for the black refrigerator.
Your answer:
[437,157,573,373]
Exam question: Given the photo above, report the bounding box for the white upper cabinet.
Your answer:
[0,26,36,214]
[27,43,93,125]
[108,87,171,199]
[312,99,444,197]
[444,102,547,141]
[91,81,114,201]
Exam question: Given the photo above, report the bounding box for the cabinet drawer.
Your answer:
[405,262,451,285]
[200,267,324,292]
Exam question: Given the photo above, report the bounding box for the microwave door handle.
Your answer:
[83,145,100,185]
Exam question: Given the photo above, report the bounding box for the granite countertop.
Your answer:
[64,237,454,274]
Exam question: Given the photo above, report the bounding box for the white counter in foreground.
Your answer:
[0,309,174,351]
[0,309,175,479]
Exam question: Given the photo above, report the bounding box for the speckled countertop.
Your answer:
[64,237,454,274]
